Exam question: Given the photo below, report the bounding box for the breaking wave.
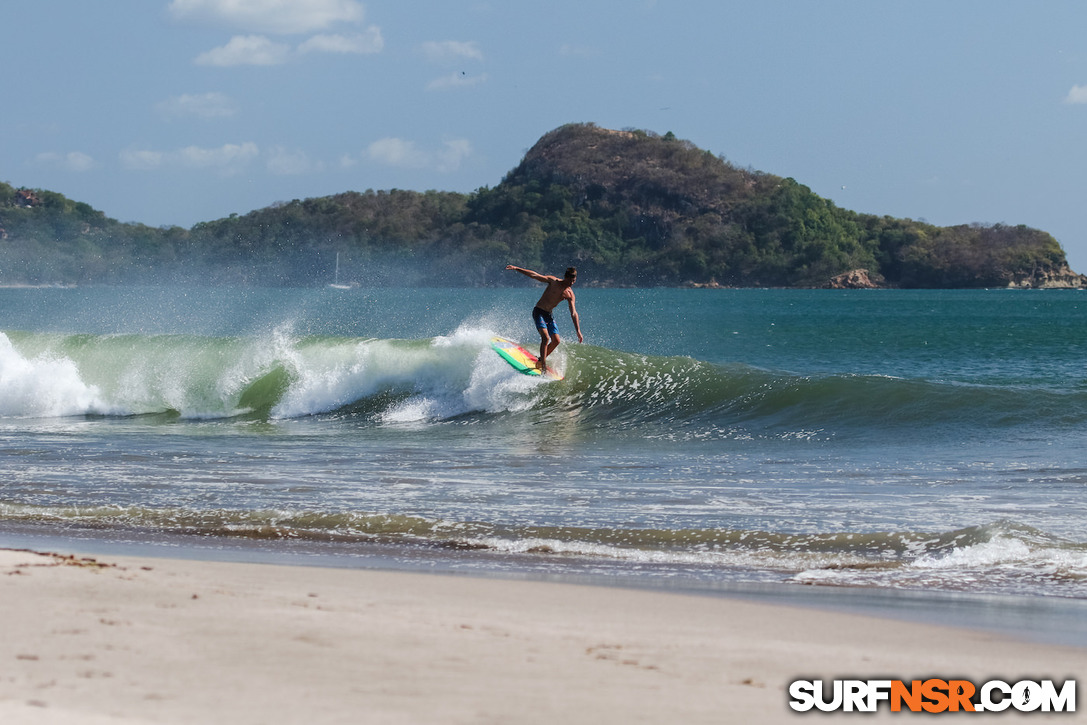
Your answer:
[2,328,1085,437]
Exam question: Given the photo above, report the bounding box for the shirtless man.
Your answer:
[505,265,584,370]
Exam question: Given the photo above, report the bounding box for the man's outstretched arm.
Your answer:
[505,265,552,283]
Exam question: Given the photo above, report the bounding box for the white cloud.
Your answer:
[178,142,260,171]
[169,0,365,35]
[156,92,239,119]
[426,71,487,91]
[121,143,259,176]
[421,40,483,63]
[364,137,471,172]
[436,139,471,172]
[266,146,323,175]
[120,149,166,171]
[195,35,292,66]
[191,30,384,65]
[420,40,484,90]
[298,28,383,55]
[1064,84,1087,104]
[35,151,96,172]
[177,0,383,67]
[367,138,429,169]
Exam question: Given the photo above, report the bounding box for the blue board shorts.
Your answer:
[532,306,559,336]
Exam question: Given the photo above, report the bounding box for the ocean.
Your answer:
[2,286,1086,640]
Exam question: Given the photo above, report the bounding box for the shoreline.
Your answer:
[3,524,1087,649]
[1,547,1083,724]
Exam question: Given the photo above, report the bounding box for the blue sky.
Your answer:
[4,1,1087,270]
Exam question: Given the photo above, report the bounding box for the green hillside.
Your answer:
[1,123,1080,288]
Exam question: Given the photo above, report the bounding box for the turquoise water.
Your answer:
[1,287,1086,604]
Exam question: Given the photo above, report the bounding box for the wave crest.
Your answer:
[2,329,1085,435]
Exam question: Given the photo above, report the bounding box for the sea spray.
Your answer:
[0,332,110,417]
[0,328,561,422]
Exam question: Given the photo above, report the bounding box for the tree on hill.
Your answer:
[0,125,1080,288]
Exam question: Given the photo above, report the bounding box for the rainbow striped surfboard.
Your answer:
[490,336,564,381]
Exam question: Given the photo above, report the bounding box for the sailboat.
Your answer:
[329,252,352,289]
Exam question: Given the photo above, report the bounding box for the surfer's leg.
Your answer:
[533,307,559,370]
[532,307,550,369]
[542,316,560,367]
[539,334,560,370]
[537,329,550,369]
[547,333,561,357]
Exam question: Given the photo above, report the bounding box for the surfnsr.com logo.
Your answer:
[789,679,1076,713]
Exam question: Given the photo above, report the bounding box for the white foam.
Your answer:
[273,337,405,418]
[463,351,545,415]
[0,324,559,422]
[911,534,1087,582]
[466,535,865,571]
[380,397,439,425]
[912,535,1033,570]
[0,333,111,418]
[272,325,548,421]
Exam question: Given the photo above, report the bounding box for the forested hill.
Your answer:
[1,122,1083,288]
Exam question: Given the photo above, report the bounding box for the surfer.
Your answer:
[505,264,584,370]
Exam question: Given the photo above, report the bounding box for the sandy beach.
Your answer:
[0,548,1081,724]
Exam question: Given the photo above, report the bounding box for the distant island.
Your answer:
[1,123,1083,288]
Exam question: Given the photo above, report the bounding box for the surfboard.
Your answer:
[490,336,564,381]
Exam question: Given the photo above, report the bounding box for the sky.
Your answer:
[3,1,1087,270]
